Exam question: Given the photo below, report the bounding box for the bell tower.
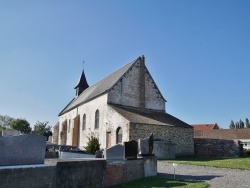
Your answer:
[74,63,89,97]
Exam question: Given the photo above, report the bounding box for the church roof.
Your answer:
[110,104,191,128]
[59,57,140,115]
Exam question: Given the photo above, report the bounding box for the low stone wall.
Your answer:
[0,157,157,188]
[153,141,175,159]
[0,165,56,188]
[106,159,144,187]
[194,138,240,158]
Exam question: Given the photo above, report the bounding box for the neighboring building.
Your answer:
[192,123,220,130]
[194,129,250,149]
[54,56,194,157]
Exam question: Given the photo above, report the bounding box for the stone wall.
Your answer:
[0,165,55,188]
[108,59,165,111]
[0,157,157,188]
[194,138,240,158]
[108,60,141,108]
[129,123,194,157]
[106,159,144,187]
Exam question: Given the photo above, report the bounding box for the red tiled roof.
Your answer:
[194,129,250,139]
[192,124,219,130]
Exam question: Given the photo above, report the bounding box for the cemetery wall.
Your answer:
[106,159,144,187]
[0,165,55,188]
[0,158,157,188]
[129,123,194,157]
[194,138,241,158]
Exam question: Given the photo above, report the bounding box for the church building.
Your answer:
[54,56,194,157]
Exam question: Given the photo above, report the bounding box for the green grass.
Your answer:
[163,156,250,170]
[114,177,209,188]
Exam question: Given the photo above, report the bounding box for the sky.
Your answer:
[0,1,250,129]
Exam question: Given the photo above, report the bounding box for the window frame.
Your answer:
[95,110,99,129]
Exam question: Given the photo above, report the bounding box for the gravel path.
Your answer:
[157,161,250,188]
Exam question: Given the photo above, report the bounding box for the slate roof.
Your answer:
[74,69,89,89]
[192,123,219,130]
[194,129,250,139]
[59,57,140,115]
[110,104,191,128]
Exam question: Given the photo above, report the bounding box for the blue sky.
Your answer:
[0,1,249,129]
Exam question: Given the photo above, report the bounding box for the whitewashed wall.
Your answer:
[108,61,141,108]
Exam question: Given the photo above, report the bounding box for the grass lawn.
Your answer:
[163,156,250,170]
[114,176,209,188]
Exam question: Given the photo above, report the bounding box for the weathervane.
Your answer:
[82,60,85,69]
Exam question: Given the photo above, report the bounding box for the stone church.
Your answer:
[53,56,194,157]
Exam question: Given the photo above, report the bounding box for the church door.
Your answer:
[106,132,111,148]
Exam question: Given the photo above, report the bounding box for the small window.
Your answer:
[68,119,71,133]
[82,114,86,130]
[116,127,122,144]
[95,110,99,129]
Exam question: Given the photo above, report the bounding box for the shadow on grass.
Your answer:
[158,172,221,181]
[114,176,209,188]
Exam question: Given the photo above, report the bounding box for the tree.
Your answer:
[10,118,31,134]
[0,115,14,131]
[246,118,250,129]
[33,121,52,140]
[235,122,239,129]
[229,120,235,129]
[239,119,244,129]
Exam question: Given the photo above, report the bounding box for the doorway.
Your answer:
[106,132,111,148]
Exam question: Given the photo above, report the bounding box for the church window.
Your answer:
[116,127,122,144]
[82,114,86,130]
[68,119,71,133]
[95,110,99,129]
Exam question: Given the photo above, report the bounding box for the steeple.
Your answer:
[74,67,89,97]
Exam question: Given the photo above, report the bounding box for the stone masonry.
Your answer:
[130,123,194,157]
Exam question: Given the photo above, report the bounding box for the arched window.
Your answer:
[68,119,71,133]
[95,110,99,129]
[116,127,122,144]
[82,114,86,130]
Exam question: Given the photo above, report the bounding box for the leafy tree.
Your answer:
[33,121,52,140]
[84,136,100,154]
[239,119,244,129]
[235,122,239,129]
[246,118,250,129]
[0,115,14,131]
[229,120,235,129]
[10,118,31,134]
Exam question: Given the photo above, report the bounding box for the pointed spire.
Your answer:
[75,63,89,97]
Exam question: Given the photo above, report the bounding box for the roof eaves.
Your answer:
[58,98,75,116]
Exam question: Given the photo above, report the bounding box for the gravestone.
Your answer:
[103,144,124,160]
[138,133,154,156]
[0,134,46,166]
[2,129,21,137]
[124,140,138,160]
[95,150,103,158]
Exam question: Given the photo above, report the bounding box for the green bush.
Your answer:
[84,136,100,154]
